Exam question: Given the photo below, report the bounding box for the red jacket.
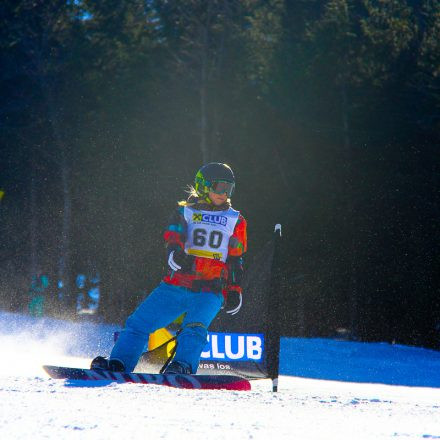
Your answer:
[163,198,247,298]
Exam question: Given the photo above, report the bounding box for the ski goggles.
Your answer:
[209,180,235,197]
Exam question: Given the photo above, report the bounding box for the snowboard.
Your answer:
[42,365,251,391]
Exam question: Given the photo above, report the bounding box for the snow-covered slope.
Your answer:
[1,311,439,439]
[281,337,440,387]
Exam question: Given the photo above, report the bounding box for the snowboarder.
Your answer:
[91,163,247,374]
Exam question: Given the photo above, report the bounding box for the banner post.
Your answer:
[266,224,283,392]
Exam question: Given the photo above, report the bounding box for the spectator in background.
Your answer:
[76,272,100,315]
[28,273,49,317]
[75,273,86,314]
[87,272,101,314]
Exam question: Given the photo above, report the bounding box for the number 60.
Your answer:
[193,228,223,249]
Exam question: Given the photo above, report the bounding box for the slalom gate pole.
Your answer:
[266,224,283,392]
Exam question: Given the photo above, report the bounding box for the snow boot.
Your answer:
[90,356,109,370]
[90,356,125,372]
[108,359,125,372]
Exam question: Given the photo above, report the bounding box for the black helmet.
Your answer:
[194,163,235,197]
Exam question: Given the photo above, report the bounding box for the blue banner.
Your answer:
[200,332,265,363]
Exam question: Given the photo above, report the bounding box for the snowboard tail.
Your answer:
[42,365,251,391]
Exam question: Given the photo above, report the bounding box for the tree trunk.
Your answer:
[199,24,209,163]
[58,148,71,304]
[29,149,38,280]
[341,82,358,338]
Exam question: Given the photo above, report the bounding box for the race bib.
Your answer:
[183,207,239,262]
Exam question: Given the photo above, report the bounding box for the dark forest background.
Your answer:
[1,0,439,348]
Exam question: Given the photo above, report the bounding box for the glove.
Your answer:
[226,291,242,315]
[167,246,194,272]
[168,251,182,271]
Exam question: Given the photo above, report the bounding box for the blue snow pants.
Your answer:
[110,281,223,373]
